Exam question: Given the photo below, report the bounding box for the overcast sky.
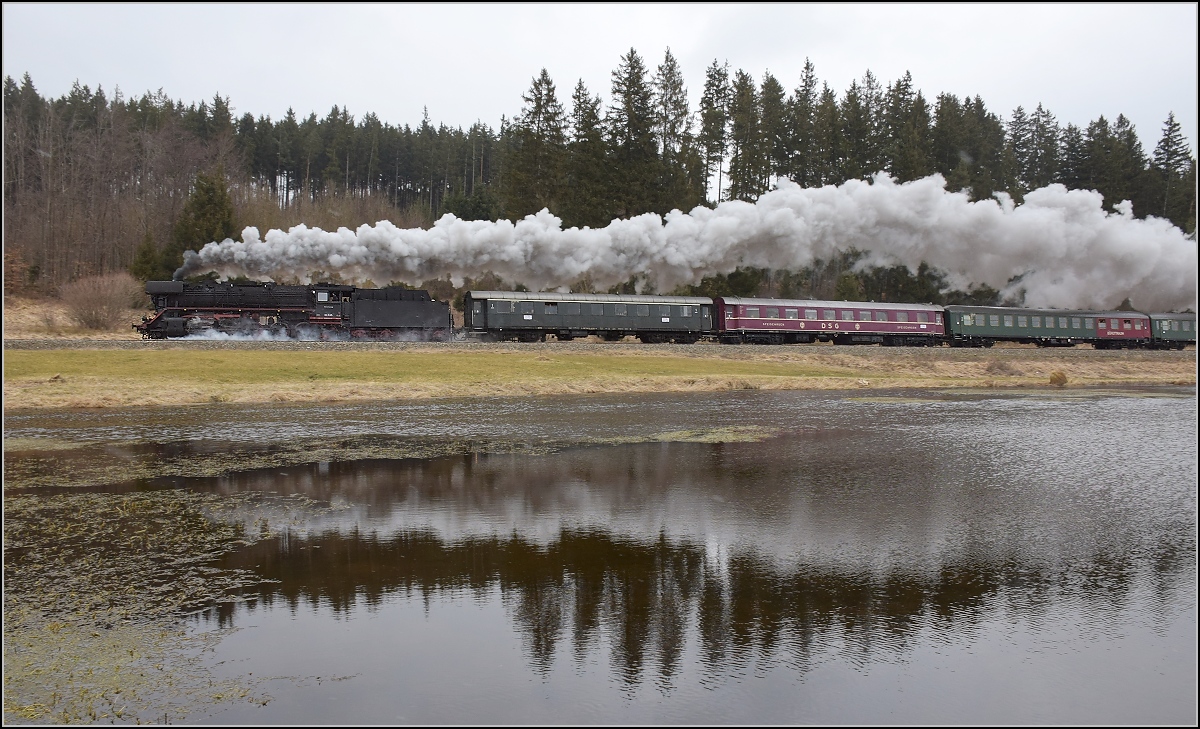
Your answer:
[3,2,1197,156]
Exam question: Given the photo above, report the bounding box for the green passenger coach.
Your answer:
[1148,312,1196,350]
[463,291,713,343]
[943,305,1153,348]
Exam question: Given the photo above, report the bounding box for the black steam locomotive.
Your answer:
[135,280,452,340]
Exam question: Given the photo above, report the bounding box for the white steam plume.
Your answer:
[178,174,1197,311]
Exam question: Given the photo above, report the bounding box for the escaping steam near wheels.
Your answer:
[176,173,1198,312]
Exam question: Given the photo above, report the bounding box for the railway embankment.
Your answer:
[3,337,1194,410]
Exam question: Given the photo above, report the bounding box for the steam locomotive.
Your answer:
[135,282,1194,350]
[135,281,452,340]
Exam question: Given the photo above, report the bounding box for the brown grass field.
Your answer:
[3,295,1195,410]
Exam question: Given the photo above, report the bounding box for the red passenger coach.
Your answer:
[1091,311,1152,349]
[715,297,945,346]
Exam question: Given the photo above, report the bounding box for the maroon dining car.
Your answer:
[714,297,945,346]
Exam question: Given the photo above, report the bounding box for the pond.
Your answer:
[5,389,1196,723]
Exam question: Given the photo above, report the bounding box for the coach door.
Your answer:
[470,299,483,330]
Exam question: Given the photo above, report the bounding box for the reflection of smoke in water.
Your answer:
[177,174,1198,311]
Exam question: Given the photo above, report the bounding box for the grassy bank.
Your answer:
[3,343,1195,410]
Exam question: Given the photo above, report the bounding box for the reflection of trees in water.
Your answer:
[212,524,1193,688]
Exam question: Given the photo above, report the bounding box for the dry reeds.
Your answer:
[58,273,146,330]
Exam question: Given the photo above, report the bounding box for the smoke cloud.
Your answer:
[177,174,1197,311]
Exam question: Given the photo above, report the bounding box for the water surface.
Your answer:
[6,390,1196,723]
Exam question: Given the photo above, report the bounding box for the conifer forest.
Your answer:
[3,48,1196,304]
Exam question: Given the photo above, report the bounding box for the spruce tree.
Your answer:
[653,48,695,211]
[606,48,660,217]
[653,48,689,164]
[931,93,968,190]
[963,96,1010,202]
[840,80,870,181]
[1057,123,1087,189]
[859,70,887,176]
[504,68,568,218]
[812,83,842,185]
[1110,114,1148,213]
[129,230,165,281]
[562,80,610,228]
[1152,112,1196,229]
[1153,112,1191,177]
[759,72,788,188]
[1006,105,1032,194]
[1082,115,1113,195]
[162,170,237,279]
[787,59,820,187]
[883,71,931,182]
[726,69,763,201]
[1027,103,1060,191]
[698,59,731,203]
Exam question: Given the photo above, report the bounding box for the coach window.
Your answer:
[858,310,871,321]
[566,302,581,315]
[1122,319,1132,330]
[840,310,854,321]
[935,313,943,324]
[636,304,650,316]
[896,312,910,323]
[823,309,836,320]
[520,302,535,315]
[1134,320,1143,330]
[785,309,798,319]
[766,307,780,318]
[1182,321,1191,331]
[615,304,627,316]
[747,307,760,318]
[917,312,929,323]
[805,309,818,320]
[989,315,999,327]
[680,306,691,317]
[1071,318,1080,329]
[660,305,671,317]
[1002,315,1013,327]
[1172,321,1180,331]
[545,303,559,315]
[1084,318,1094,329]
[592,304,604,315]
[875,311,888,322]
[1097,318,1105,329]
[1017,316,1027,327]
[492,301,512,313]
[317,291,329,302]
